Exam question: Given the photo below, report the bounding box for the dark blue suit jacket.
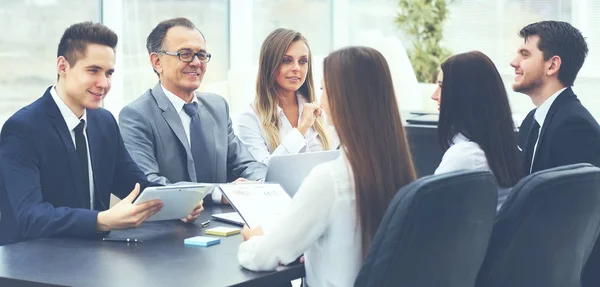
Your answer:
[0,87,154,245]
[519,87,600,175]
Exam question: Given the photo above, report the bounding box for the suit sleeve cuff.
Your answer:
[83,209,103,237]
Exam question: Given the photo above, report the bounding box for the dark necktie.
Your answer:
[524,120,540,174]
[183,102,212,182]
[74,119,91,209]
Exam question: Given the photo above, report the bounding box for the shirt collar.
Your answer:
[277,92,306,116]
[451,133,470,146]
[50,86,87,132]
[162,84,199,113]
[534,87,567,127]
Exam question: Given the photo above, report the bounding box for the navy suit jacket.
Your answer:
[519,87,600,175]
[0,87,154,245]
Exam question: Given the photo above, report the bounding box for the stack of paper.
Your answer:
[219,183,292,228]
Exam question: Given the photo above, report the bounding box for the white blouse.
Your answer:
[237,151,362,287]
[435,133,489,174]
[235,93,336,164]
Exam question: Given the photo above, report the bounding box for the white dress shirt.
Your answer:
[529,87,567,172]
[163,85,222,202]
[238,151,362,287]
[235,93,333,164]
[435,133,489,174]
[50,86,95,209]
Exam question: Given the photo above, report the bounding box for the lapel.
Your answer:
[151,83,197,181]
[196,100,218,182]
[86,110,105,210]
[42,87,87,207]
[532,87,576,169]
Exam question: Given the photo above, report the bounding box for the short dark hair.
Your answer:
[519,20,588,87]
[57,21,118,67]
[146,17,205,76]
[438,51,522,187]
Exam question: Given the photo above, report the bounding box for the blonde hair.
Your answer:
[255,28,330,151]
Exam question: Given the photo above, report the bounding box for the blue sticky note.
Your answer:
[184,236,220,247]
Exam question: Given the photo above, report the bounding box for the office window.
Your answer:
[252,0,333,62]
[121,0,229,105]
[347,0,400,45]
[0,0,100,126]
[440,0,600,117]
[378,0,599,117]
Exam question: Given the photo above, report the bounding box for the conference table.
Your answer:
[0,205,305,287]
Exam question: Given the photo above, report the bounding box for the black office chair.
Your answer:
[583,239,600,287]
[354,170,497,287]
[404,124,444,177]
[476,163,600,287]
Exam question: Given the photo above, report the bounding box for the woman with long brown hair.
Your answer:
[238,46,416,286]
[235,28,334,164]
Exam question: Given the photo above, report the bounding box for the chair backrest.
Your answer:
[476,163,600,287]
[354,170,497,287]
[404,124,443,177]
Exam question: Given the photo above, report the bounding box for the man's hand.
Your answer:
[242,225,264,241]
[96,183,163,232]
[181,200,204,223]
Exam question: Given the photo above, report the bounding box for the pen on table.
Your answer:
[102,238,143,243]
[201,220,210,227]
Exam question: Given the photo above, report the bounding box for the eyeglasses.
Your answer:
[159,50,211,63]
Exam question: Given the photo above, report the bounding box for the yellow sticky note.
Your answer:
[205,226,241,237]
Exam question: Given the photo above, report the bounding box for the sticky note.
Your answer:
[184,236,220,247]
[205,226,241,237]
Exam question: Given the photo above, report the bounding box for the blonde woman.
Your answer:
[238,46,417,286]
[235,28,334,164]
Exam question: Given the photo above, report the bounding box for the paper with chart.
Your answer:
[219,183,292,228]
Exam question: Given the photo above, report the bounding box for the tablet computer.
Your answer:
[133,184,213,221]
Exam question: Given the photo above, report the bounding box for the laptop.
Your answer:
[265,150,341,196]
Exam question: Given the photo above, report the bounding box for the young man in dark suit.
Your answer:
[0,22,202,246]
[512,21,600,176]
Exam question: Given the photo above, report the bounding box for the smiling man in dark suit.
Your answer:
[0,22,203,246]
[511,21,600,176]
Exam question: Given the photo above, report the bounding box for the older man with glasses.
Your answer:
[119,17,266,206]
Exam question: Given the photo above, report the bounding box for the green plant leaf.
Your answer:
[396,0,453,83]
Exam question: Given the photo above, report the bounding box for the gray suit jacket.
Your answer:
[119,83,266,185]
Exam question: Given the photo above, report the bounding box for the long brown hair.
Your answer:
[255,28,330,151]
[323,46,416,258]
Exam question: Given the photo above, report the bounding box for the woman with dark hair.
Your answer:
[238,46,416,286]
[431,51,522,187]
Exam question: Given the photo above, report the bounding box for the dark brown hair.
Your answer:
[519,20,587,87]
[56,22,117,80]
[439,51,522,187]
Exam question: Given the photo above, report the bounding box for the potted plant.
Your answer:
[395,0,453,84]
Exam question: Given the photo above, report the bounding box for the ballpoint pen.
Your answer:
[102,238,143,243]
